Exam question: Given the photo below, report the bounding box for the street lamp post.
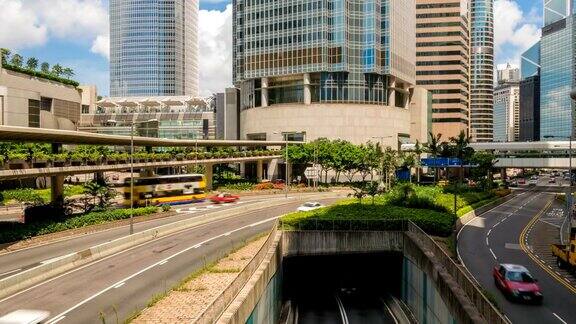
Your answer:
[109,119,157,236]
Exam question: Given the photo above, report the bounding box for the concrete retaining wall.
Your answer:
[0,192,343,300]
[216,228,507,324]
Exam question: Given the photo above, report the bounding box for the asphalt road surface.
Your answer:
[0,195,341,324]
[459,188,576,324]
[297,291,396,324]
[0,192,331,280]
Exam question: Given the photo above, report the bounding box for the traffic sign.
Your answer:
[305,166,320,179]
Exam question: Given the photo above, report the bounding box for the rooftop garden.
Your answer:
[1,48,79,87]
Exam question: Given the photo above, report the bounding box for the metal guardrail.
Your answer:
[194,221,280,324]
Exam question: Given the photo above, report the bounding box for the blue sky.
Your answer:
[2,0,543,96]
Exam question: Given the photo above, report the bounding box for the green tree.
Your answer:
[10,54,23,68]
[62,67,74,79]
[26,57,38,71]
[449,130,474,182]
[40,62,50,74]
[313,138,335,183]
[425,132,444,183]
[83,180,116,211]
[471,151,498,189]
[51,64,64,77]
[365,181,381,205]
[1,48,10,66]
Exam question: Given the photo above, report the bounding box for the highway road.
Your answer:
[459,185,576,324]
[0,192,330,280]
[0,194,341,323]
[296,291,397,324]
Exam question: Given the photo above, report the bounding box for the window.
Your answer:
[28,99,40,128]
[82,105,90,114]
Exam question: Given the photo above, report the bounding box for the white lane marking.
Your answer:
[113,282,125,289]
[41,253,75,265]
[158,260,168,265]
[49,315,66,324]
[223,232,231,236]
[193,244,202,249]
[489,248,498,260]
[553,313,568,324]
[539,219,561,228]
[0,268,22,277]
[382,300,399,324]
[334,295,349,324]
[188,207,197,211]
[44,215,282,323]
[206,205,215,209]
[485,237,489,246]
[487,229,492,237]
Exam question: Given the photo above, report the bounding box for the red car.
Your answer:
[209,193,240,204]
[493,264,543,304]
[518,178,526,185]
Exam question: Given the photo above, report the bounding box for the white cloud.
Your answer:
[494,0,541,67]
[198,4,233,96]
[0,0,109,59]
[91,35,110,59]
[0,0,48,49]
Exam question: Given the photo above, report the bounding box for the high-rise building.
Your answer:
[415,0,470,140]
[539,16,573,140]
[497,64,520,85]
[519,76,540,141]
[493,81,520,142]
[520,42,540,79]
[232,0,429,147]
[544,0,571,26]
[469,0,494,142]
[110,0,199,97]
[519,42,540,142]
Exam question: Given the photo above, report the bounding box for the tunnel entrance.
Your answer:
[282,252,404,324]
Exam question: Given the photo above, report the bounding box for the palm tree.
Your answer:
[62,67,74,79]
[40,62,50,74]
[10,54,23,68]
[449,130,472,183]
[26,57,38,71]
[1,48,11,66]
[414,140,423,183]
[425,132,443,183]
[51,64,64,77]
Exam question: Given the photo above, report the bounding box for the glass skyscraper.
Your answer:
[539,16,574,139]
[470,0,494,142]
[233,0,416,109]
[520,42,540,79]
[110,0,199,97]
[544,0,571,26]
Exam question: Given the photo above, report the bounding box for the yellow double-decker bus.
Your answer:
[123,174,207,206]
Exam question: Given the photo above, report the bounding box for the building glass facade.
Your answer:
[493,83,519,142]
[520,42,540,79]
[110,0,199,97]
[519,76,540,141]
[233,0,416,110]
[470,0,494,142]
[540,17,573,140]
[544,0,571,26]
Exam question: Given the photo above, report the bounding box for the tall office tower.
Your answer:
[519,42,540,141]
[540,12,574,140]
[110,0,199,97]
[232,0,429,147]
[497,63,520,84]
[415,0,470,140]
[494,64,520,142]
[544,0,571,26]
[469,0,494,142]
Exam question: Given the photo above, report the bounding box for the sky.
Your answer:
[0,0,543,97]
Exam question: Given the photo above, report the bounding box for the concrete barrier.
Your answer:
[0,192,345,300]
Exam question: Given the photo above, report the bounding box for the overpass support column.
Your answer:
[303,73,311,105]
[256,160,263,182]
[51,143,65,206]
[261,78,269,107]
[205,163,214,191]
[239,162,246,178]
[500,168,507,181]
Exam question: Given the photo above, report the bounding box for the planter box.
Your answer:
[71,160,84,166]
[53,160,67,167]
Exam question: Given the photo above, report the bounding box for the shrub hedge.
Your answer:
[0,206,158,244]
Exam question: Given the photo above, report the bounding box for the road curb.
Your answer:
[0,192,345,300]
